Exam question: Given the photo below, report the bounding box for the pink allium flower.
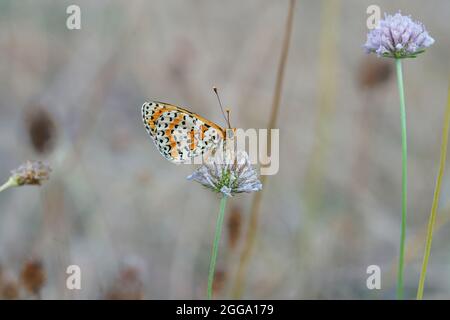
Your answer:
[364,12,434,58]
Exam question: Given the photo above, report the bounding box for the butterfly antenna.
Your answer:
[226,109,232,129]
[213,86,231,129]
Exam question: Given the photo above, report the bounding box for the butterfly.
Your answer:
[141,96,234,164]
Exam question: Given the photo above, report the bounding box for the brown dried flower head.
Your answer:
[20,259,46,295]
[25,105,57,154]
[11,161,51,186]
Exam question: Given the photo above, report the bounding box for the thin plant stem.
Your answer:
[207,195,228,299]
[416,84,450,300]
[231,0,295,298]
[0,177,17,193]
[395,58,407,300]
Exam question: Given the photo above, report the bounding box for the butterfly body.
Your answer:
[141,101,228,164]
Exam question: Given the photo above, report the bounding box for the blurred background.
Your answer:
[0,0,450,299]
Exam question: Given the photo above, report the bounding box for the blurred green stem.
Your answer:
[417,84,450,300]
[207,195,228,299]
[0,177,18,193]
[395,58,407,300]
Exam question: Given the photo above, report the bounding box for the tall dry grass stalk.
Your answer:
[416,84,450,299]
[231,0,296,298]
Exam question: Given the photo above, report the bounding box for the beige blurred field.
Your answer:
[1,0,450,299]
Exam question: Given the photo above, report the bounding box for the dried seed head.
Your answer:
[25,105,57,154]
[20,259,46,295]
[11,161,51,186]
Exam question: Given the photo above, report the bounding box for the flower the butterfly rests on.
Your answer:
[187,148,262,197]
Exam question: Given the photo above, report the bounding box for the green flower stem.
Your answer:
[207,195,228,299]
[0,177,18,193]
[417,85,450,300]
[395,58,408,300]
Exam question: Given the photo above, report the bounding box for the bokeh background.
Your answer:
[1,0,450,299]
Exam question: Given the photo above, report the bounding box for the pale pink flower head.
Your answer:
[364,12,434,58]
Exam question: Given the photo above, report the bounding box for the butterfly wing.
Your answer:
[141,101,225,164]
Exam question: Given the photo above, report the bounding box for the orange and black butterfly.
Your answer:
[141,91,234,164]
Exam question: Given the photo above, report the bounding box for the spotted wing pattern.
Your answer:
[141,101,225,164]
